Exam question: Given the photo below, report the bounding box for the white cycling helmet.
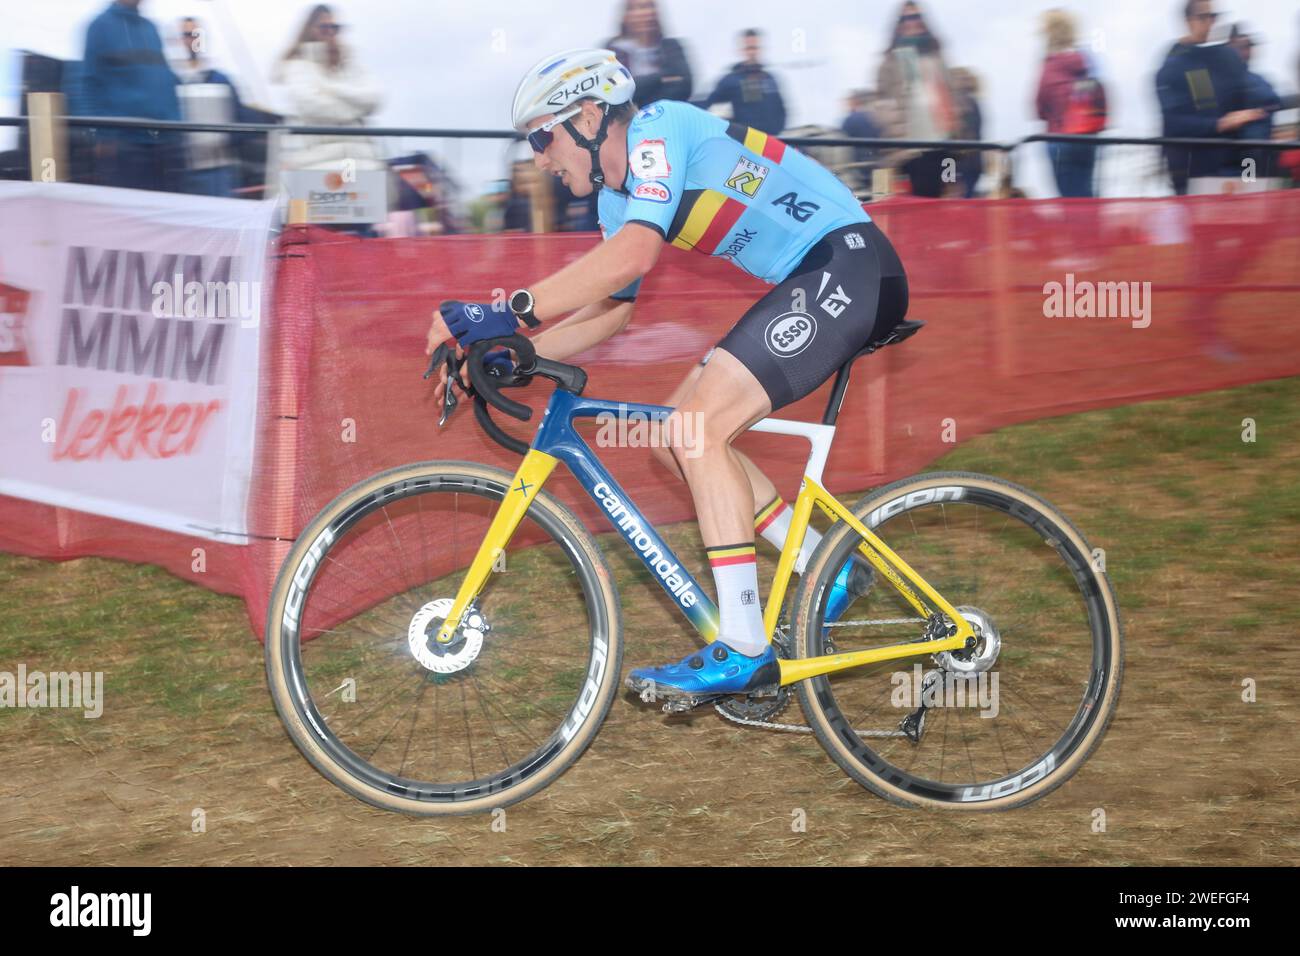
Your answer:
[511,48,636,131]
[511,48,636,191]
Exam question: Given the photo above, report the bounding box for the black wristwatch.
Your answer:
[508,289,541,329]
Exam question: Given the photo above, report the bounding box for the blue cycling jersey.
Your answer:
[598,99,871,299]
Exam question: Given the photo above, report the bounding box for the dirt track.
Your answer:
[2,381,1298,865]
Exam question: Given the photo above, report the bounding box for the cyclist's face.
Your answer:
[529,106,603,197]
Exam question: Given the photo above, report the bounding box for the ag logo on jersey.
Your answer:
[632,139,671,180]
[633,181,673,203]
[765,311,818,357]
[635,103,664,123]
[773,191,820,222]
[725,156,769,198]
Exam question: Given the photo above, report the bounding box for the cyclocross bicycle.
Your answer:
[265,323,1123,816]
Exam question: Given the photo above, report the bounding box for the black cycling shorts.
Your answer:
[703,221,908,412]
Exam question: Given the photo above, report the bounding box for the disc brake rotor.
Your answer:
[407,598,487,674]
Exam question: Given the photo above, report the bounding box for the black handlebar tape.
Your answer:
[473,393,530,456]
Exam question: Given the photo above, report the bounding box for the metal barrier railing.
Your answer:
[3,105,1297,223]
[3,113,1295,151]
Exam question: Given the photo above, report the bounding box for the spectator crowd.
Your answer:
[7,0,1300,232]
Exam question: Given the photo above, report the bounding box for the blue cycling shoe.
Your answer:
[625,641,780,708]
[824,552,876,629]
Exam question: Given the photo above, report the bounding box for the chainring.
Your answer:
[713,628,793,723]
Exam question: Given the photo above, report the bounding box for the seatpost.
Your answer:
[822,364,854,426]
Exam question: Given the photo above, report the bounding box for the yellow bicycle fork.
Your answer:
[432,449,559,646]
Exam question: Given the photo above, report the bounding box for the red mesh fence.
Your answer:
[3,191,1299,639]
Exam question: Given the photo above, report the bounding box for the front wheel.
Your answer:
[792,471,1123,810]
[265,460,623,816]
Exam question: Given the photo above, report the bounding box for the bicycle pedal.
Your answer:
[661,694,722,714]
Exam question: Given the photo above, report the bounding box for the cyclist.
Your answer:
[426,48,909,704]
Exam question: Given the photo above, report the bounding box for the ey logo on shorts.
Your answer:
[725,156,769,198]
[765,311,817,357]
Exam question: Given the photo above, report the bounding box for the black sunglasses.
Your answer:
[525,106,580,154]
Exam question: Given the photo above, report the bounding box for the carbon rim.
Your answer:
[268,470,615,806]
[799,476,1119,807]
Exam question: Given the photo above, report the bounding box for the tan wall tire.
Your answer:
[792,471,1123,811]
[264,460,623,816]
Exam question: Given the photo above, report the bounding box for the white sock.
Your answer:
[754,497,821,575]
[706,542,768,656]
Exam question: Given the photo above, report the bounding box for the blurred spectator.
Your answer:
[81,0,182,192]
[380,152,462,236]
[552,174,599,232]
[502,160,538,233]
[950,67,984,197]
[1155,0,1265,194]
[172,17,243,197]
[1036,8,1106,197]
[1228,23,1282,177]
[606,0,693,104]
[876,2,958,198]
[696,29,787,134]
[274,5,384,178]
[841,89,883,191]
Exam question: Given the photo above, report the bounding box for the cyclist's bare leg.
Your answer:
[665,347,773,654]
[650,362,777,508]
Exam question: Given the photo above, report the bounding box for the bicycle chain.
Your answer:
[712,616,929,736]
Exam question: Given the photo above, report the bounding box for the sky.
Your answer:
[5,0,1299,199]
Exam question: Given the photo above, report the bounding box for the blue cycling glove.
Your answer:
[440,300,518,348]
[484,348,514,379]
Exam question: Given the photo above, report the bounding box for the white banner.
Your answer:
[0,182,276,543]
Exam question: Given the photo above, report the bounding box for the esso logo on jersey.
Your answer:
[632,181,672,204]
[765,311,818,357]
[466,304,485,323]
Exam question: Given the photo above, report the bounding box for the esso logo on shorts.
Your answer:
[466,304,485,323]
[632,181,672,203]
[765,311,818,357]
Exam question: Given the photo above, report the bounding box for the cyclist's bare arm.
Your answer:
[429,298,633,404]
[424,223,660,353]
[532,297,634,361]
[526,222,662,321]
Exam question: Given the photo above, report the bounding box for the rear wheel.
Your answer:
[265,460,623,816]
[793,471,1122,810]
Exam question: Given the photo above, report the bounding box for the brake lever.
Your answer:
[423,343,463,427]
